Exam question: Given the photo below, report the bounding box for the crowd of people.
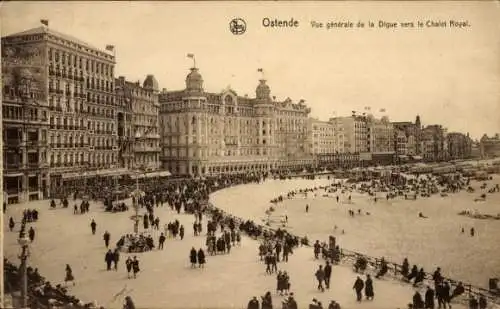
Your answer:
[4,164,500,309]
[261,168,500,308]
[3,259,103,309]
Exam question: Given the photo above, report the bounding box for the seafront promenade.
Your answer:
[3,172,499,308]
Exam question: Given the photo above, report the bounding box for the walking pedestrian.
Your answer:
[324,261,332,289]
[103,231,111,248]
[105,249,114,271]
[424,286,435,309]
[190,247,197,268]
[158,232,166,249]
[132,256,140,279]
[28,227,35,242]
[413,291,424,309]
[315,265,325,292]
[365,274,374,300]
[90,219,97,235]
[113,248,120,271]
[125,257,132,279]
[180,225,185,240]
[197,248,206,268]
[9,217,15,232]
[353,276,364,302]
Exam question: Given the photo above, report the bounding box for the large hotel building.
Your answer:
[2,25,118,203]
[159,67,313,175]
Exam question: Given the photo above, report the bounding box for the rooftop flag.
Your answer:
[187,53,196,68]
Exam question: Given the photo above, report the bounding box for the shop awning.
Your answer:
[4,172,24,177]
[62,172,81,179]
[62,168,129,179]
[130,170,172,180]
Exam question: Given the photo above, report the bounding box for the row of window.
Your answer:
[3,106,47,122]
[50,152,116,166]
[49,100,115,119]
[164,147,275,158]
[49,117,115,132]
[49,133,115,148]
[48,48,113,77]
[48,77,114,96]
[3,86,45,101]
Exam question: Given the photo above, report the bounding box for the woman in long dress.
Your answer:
[65,264,75,286]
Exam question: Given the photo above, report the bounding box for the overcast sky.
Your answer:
[2,1,499,139]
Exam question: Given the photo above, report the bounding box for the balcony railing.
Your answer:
[4,163,21,169]
[5,188,20,195]
[5,139,22,146]
[26,140,45,147]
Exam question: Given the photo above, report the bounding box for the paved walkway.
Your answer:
[3,184,473,309]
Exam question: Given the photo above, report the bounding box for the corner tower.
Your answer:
[186,67,204,94]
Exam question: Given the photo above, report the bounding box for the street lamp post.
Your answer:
[133,169,140,234]
[18,236,29,309]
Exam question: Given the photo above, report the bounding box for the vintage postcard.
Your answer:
[1,1,499,309]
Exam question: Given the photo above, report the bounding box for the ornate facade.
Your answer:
[2,26,117,199]
[115,76,161,170]
[159,67,312,176]
[2,44,50,203]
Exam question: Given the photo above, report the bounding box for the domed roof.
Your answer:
[143,75,159,92]
[186,68,203,92]
[256,79,271,100]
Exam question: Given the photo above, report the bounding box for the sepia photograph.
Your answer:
[1,1,499,309]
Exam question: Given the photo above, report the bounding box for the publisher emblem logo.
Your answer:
[230,18,247,35]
